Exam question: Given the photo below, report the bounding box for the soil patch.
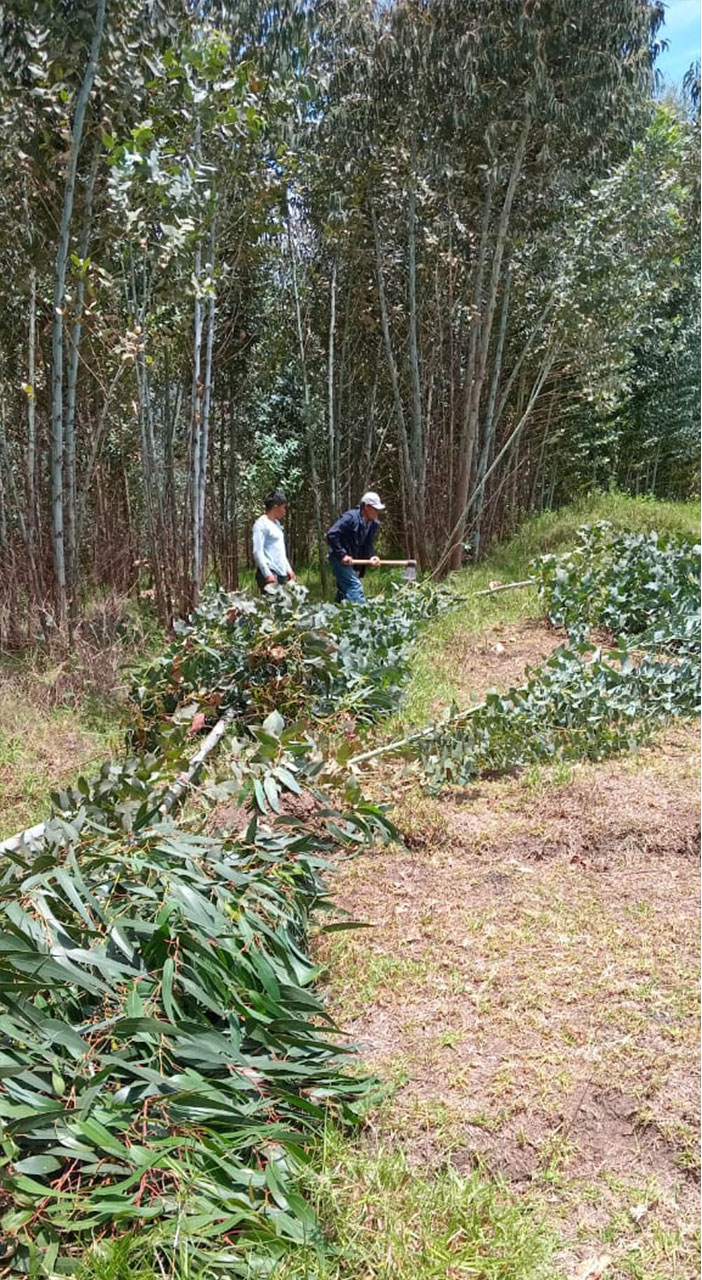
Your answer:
[457,617,565,701]
[319,718,700,1275]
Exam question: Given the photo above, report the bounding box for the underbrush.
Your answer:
[0,594,159,839]
[399,492,700,728]
[77,1128,557,1280]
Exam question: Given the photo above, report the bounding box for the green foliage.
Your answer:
[0,577,424,1274]
[551,103,700,501]
[0,789,388,1275]
[419,524,700,789]
[131,582,443,738]
[532,521,700,645]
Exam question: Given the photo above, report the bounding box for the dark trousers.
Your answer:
[256,570,287,593]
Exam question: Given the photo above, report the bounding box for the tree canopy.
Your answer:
[0,0,697,640]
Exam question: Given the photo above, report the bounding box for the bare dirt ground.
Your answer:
[458,616,566,698]
[317,623,701,1280]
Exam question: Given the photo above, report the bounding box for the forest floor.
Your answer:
[0,595,158,839]
[316,613,700,1280]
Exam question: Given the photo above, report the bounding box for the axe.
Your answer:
[349,558,417,582]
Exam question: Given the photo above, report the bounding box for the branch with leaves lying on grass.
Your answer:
[0,719,395,1277]
[130,581,445,748]
[408,525,700,789]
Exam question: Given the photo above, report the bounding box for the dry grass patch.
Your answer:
[0,688,121,839]
[0,596,158,838]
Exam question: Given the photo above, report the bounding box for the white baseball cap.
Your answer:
[360,490,386,511]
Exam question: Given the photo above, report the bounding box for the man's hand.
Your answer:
[342,554,353,565]
[370,555,380,566]
[264,574,277,585]
[287,570,296,581]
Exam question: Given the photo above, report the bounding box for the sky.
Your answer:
[656,0,701,85]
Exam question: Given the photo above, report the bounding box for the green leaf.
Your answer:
[262,710,284,738]
[13,1155,62,1175]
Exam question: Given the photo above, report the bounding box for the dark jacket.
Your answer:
[327,506,378,573]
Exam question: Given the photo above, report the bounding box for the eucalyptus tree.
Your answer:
[550,100,700,501]
[300,0,663,569]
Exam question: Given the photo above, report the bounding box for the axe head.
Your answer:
[403,560,417,582]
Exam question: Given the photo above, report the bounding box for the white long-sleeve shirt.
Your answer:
[252,514,293,579]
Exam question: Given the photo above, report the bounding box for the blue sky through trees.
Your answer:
[656,0,701,83]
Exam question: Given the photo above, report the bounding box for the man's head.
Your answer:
[360,490,385,522]
[265,490,287,521]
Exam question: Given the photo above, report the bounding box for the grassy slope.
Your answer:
[400,492,700,729]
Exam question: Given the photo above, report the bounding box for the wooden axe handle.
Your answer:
[349,558,416,567]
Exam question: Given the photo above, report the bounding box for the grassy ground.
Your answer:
[0,595,158,839]
[397,491,700,729]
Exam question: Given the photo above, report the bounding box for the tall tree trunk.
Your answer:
[50,0,106,628]
[194,211,216,604]
[287,201,329,592]
[473,267,511,560]
[447,118,530,572]
[407,137,424,510]
[190,234,204,602]
[226,376,239,589]
[65,144,100,623]
[327,258,337,514]
[26,267,39,598]
[135,356,168,625]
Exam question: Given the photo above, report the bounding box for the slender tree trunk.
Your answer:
[407,137,424,509]
[65,145,100,624]
[334,270,352,506]
[163,353,180,580]
[226,376,239,589]
[327,258,337,514]
[447,118,530,571]
[287,200,329,592]
[135,357,168,625]
[650,437,661,494]
[190,234,204,601]
[26,267,39,597]
[473,267,511,560]
[448,181,493,558]
[50,0,106,628]
[194,211,216,604]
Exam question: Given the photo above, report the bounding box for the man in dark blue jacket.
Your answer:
[327,491,385,602]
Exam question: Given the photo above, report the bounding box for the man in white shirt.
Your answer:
[252,491,296,592]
